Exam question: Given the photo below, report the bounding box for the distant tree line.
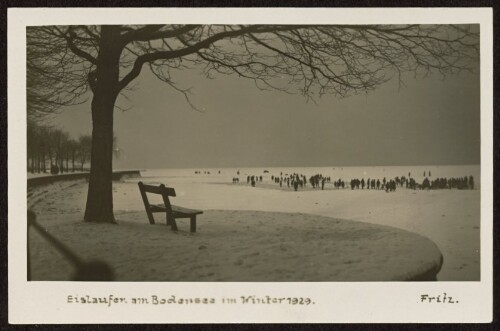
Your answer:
[27,122,92,174]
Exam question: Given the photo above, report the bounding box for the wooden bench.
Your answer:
[138,181,203,232]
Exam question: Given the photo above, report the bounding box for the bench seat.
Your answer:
[151,204,204,216]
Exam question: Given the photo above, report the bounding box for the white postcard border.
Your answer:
[8,7,494,324]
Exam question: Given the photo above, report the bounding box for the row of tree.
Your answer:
[27,122,92,174]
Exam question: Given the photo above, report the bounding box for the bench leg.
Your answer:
[190,216,196,233]
[145,208,156,225]
[167,214,178,231]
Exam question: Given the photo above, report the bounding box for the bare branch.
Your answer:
[28,24,479,119]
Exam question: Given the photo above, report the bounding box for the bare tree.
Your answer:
[67,138,79,172]
[27,122,37,173]
[27,27,90,123]
[27,122,49,174]
[26,24,479,223]
[27,123,54,174]
[27,121,96,174]
[45,128,68,174]
[77,135,92,172]
[35,125,51,173]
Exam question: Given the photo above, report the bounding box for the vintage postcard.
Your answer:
[8,7,493,323]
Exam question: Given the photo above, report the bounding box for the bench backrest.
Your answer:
[138,182,177,224]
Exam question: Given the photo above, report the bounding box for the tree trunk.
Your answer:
[41,152,45,173]
[61,153,65,173]
[47,150,52,171]
[84,26,122,223]
[58,153,63,173]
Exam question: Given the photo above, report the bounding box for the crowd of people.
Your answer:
[422,176,474,190]
[195,170,223,175]
[349,177,398,192]
[246,175,263,187]
[231,170,476,193]
[269,173,333,191]
[234,172,333,191]
[194,170,212,174]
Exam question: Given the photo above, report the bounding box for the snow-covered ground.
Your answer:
[27,175,479,281]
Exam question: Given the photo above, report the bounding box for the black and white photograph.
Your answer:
[8,7,493,324]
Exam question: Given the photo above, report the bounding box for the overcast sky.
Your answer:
[52,56,480,169]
